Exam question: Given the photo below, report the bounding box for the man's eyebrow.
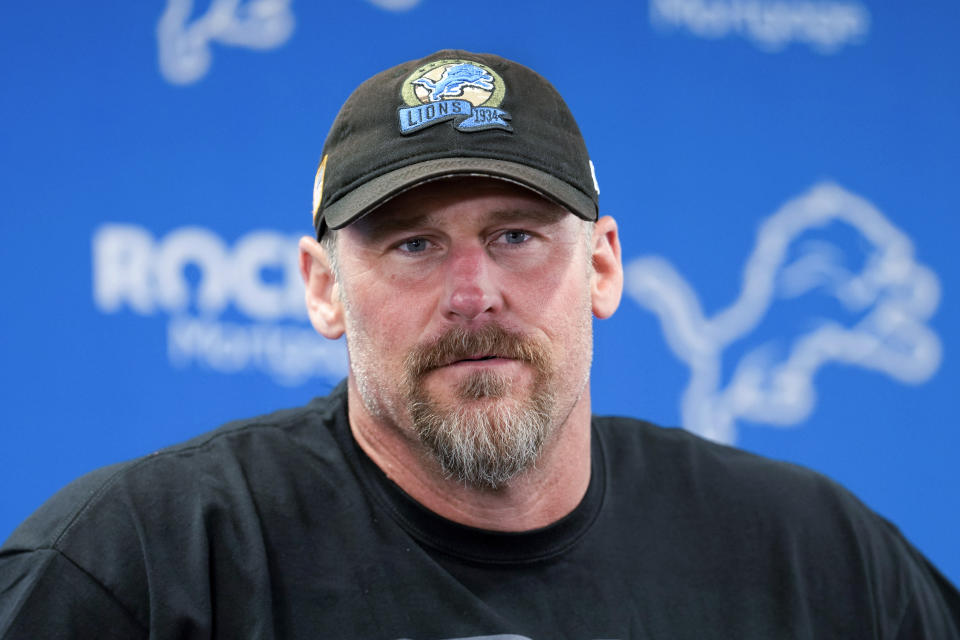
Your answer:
[485,207,569,226]
[356,213,430,240]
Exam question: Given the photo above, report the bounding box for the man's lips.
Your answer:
[443,355,512,367]
[405,325,544,379]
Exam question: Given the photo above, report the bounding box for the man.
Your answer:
[1,49,958,639]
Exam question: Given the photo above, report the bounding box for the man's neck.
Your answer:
[345,378,593,532]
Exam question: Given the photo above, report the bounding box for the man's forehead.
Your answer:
[344,177,573,237]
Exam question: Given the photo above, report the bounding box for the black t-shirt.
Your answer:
[1,382,958,639]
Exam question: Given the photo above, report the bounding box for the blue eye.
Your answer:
[400,238,429,253]
[501,230,531,244]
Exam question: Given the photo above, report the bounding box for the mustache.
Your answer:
[404,325,548,380]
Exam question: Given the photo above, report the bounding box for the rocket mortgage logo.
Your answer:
[92,223,348,386]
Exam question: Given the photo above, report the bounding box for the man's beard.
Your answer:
[402,324,555,490]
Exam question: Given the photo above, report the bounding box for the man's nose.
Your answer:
[442,244,502,321]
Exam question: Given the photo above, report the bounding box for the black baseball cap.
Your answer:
[312,49,599,238]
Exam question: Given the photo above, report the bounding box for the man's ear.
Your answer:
[299,236,345,339]
[590,216,623,319]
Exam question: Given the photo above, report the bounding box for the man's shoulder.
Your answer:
[595,414,824,477]
[593,415,908,560]
[0,385,360,633]
[591,417,960,634]
[148,386,346,468]
[592,414,874,524]
[592,413,792,473]
[4,385,350,554]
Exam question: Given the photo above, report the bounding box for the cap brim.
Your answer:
[320,157,598,233]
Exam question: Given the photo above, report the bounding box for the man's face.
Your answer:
[334,177,596,489]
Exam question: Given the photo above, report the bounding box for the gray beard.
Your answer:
[403,326,555,490]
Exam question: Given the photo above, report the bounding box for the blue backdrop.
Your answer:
[2,0,957,587]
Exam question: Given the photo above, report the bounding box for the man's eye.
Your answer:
[398,238,430,253]
[500,230,531,245]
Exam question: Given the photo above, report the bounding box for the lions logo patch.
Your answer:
[398,59,512,135]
